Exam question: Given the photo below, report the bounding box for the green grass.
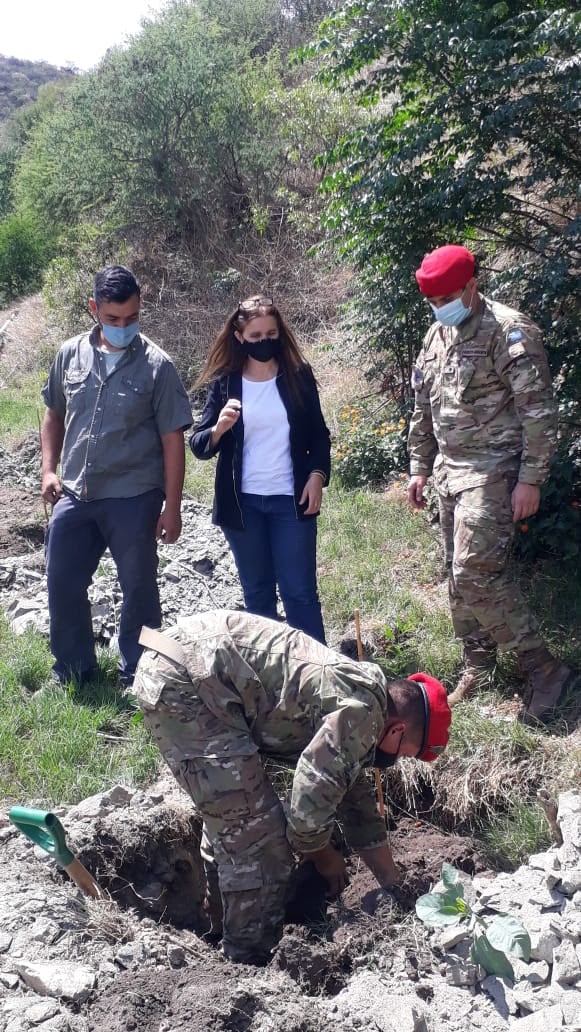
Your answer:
[0,374,46,442]
[317,483,461,679]
[483,803,552,870]
[184,447,215,506]
[0,618,159,807]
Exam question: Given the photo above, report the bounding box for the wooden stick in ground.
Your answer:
[354,608,364,662]
[536,789,563,846]
[354,609,385,818]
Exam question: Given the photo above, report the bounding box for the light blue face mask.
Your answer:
[430,294,473,327]
[101,321,140,349]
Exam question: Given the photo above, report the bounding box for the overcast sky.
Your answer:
[2,0,170,71]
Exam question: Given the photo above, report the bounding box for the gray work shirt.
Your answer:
[41,327,192,501]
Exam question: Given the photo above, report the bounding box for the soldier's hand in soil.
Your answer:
[41,472,63,505]
[304,843,349,899]
[407,475,427,510]
[511,482,541,522]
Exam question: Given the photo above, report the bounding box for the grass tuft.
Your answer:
[0,617,159,807]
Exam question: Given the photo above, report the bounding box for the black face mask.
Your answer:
[372,747,400,769]
[243,337,280,363]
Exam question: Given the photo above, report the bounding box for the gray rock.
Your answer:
[114,941,152,969]
[29,917,61,945]
[552,939,581,985]
[560,987,581,1029]
[0,931,13,953]
[513,1003,566,1031]
[519,904,562,964]
[512,958,550,985]
[560,871,581,896]
[15,959,96,1002]
[436,925,470,951]
[445,958,480,987]
[513,983,562,1014]
[480,975,518,1017]
[25,1000,60,1024]
[0,972,20,989]
[167,944,185,968]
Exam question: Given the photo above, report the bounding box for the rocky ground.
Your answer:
[0,440,580,1031]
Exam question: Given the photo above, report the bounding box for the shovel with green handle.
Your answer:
[9,806,109,900]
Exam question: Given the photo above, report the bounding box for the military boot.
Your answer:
[448,639,496,707]
[519,647,574,724]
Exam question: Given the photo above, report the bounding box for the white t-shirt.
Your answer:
[98,345,125,375]
[241,376,294,495]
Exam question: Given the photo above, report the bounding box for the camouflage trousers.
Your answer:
[133,649,294,964]
[438,476,544,658]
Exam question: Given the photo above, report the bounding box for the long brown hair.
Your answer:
[194,298,312,402]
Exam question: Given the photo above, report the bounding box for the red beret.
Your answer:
[415,245,475,296]
[407,672,451,762]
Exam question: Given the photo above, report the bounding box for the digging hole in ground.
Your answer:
[70,796,489,996]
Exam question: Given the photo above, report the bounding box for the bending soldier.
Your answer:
[134,610,451,965]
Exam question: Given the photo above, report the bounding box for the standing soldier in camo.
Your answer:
[407,244,574,723]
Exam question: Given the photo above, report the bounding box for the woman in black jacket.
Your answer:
[190,296,330,643]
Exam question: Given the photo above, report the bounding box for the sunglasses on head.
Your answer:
[238,296,273,312]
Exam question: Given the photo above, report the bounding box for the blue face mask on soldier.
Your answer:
[430,285,474,327]
[101,321,140,349]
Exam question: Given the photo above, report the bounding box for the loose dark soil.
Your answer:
[82,819,487,1031]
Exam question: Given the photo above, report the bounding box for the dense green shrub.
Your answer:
[0,213,48,302]
[514,446,581,561]
[334,401,407,488]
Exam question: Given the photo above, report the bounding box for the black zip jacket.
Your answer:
[190,367,331,530]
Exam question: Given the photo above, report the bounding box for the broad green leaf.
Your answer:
[471,934,514,979]
[415,889,463,926]
[441,863,463,892]
[485,915,531,961]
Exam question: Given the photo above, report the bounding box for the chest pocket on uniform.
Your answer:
[112,374,152,419]
[456,361,476,400]
[64,366,91,402]
[421,354,440,402]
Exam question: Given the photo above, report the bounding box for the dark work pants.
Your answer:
[45,489,164,682]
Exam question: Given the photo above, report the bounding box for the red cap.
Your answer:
[407,672,451,762]
[415,245,475,296]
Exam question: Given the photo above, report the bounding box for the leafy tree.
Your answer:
[11,0,356,301]
[309,1,581,410]
[0,214,48,302]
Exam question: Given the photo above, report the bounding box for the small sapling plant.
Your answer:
[415,862,531,980]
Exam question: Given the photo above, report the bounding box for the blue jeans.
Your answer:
[223,493,326,644]
[45,489,164,682]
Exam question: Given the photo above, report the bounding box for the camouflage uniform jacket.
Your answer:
[407,297,557,495]
[139,610,389,854]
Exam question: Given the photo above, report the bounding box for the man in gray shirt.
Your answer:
[41,265,192,685]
